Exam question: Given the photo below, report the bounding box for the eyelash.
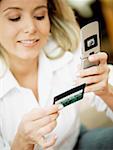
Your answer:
[9,15,45,22]
[9,17,20,22]
[35,16,45,20]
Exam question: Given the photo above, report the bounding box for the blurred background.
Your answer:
[68,0,113,64]
[67,0,113,129]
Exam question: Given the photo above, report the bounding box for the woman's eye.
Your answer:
[9,17,20,22]
[35,16,45,20]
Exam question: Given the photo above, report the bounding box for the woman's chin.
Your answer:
[16,51,40,61]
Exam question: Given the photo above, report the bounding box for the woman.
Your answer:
[0,0,113,150]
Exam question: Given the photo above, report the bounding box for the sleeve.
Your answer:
[0,128,11,150]
[0,107,11,150]
[0,135,10,150]
[90,64,113,121]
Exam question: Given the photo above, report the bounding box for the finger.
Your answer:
[46,105,59,115]
[43,135,57,149]
[25,108,49,121]
[85,79,107,93]
[37,136,45,148]
[38,121,57,136]
[79,64,107,77]
[79,74,105,86]
[88,52,108,65]
[26,105,59,121]
[33,113,59,128]
[38,135,57,149]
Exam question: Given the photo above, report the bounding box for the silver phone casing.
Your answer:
[80,21,100,69]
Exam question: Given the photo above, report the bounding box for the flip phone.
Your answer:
[80,21,100,69]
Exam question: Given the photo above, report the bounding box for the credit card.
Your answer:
[53,83,86,107]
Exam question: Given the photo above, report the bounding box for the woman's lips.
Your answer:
[18,39,39,47]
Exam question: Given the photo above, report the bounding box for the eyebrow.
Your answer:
[34,5,48,11]
[3,5,47,12]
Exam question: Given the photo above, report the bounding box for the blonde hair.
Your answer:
[46,0,80,58]
[0,0,80,61]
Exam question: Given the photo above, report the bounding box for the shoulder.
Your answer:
[43,36,81,61]
[44,37,81,70]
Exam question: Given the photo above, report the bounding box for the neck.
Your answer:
[6,55,39,100]
[8,56,39,81]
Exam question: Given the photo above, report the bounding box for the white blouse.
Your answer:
[0,39,113,150]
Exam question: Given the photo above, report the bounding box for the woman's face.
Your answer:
[0,0,50,60]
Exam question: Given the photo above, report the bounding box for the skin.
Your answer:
[77,52,113,110]
[0,0,51,99]
[12,106,59,150]
[0,0,113,149]
[0,0,59,149]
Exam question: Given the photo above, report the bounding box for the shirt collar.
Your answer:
[43,37,74,71]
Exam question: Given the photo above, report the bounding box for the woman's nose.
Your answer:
[23,17,37,34]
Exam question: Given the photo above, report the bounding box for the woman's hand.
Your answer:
[11,105,59,150]
[77,52,110,97]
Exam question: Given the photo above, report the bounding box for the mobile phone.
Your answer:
[80,21,100,69]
